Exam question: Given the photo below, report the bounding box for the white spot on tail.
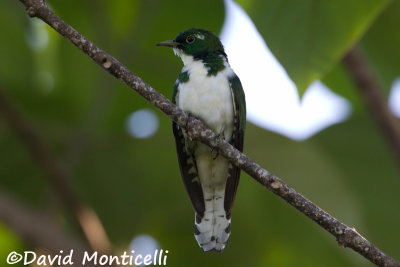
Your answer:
[194,187,231,252]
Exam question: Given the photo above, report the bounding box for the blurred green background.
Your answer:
[0,0,399,266]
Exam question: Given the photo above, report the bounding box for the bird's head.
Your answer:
[157,28,227,60]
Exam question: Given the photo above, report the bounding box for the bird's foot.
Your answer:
[185,112,192,129]
[211,132,224,160]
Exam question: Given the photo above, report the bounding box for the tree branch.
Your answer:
[0,87,111,254]
[0,188,96,267]
[15,0,400,266]
[344,47,400,168]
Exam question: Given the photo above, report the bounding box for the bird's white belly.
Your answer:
[178,70,234,140]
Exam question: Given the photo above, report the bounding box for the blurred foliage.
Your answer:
[0,0,400,267]
[360,0,400,95]
[323,0,400,112]
[0,224,22,263]
[237,0,390,95]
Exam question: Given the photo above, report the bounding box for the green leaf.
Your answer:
[236,0,390,95]
[322,0,400,114]
[322,63,364,114]
[360,0,400,94]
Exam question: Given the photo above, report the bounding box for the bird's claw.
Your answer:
[212,150,219,160]
[211,133,224,160]
[185,112,192,129]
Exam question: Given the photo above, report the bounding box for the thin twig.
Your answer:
[15,0,400,266]
[344,47,400,167]
[0,87,111,253]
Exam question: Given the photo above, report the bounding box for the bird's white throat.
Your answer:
[175,54,235,141]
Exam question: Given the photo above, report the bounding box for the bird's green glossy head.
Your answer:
[157,28,226,59]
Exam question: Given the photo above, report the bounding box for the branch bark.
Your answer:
[15,0,400,266]
[344,47,400,168]
[0,87,111,254]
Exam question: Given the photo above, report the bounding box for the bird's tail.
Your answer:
[194,189,231,252]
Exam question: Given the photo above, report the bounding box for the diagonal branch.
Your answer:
[344,47,400,168]
[15,0,400,266]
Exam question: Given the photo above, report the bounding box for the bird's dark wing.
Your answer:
[172,82,205,217]
[224,74,246,217]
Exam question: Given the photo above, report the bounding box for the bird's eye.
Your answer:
[186,35,195,44]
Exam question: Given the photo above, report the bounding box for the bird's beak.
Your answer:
[156,40,180,48]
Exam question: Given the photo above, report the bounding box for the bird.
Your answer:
[157,28,246,252]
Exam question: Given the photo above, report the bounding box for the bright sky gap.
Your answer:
[129,234,160,266]
[126,109,159,139]
[389,78,400,118]
[220,0,352,141]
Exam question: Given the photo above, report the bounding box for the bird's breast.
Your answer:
[177,66,234,140]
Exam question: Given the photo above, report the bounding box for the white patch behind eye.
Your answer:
[196,34,205,40]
